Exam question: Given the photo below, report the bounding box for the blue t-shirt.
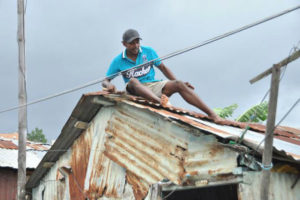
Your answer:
[106,46,162,83]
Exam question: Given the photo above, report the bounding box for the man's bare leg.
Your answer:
[127,78,161,103]
[162,80,225,123]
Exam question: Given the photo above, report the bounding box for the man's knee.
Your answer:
[127,78,141,93]
[173,80,186,91]
[163,80,185,96]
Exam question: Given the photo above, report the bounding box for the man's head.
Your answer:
[122,29,141,43]
[122,29,142,56]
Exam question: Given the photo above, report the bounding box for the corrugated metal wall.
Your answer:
[32,103,239,200]
[0,168,17,200]
[238,171,300,200]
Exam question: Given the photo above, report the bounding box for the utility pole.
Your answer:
[250,49,300,200]
[17,0,27,199]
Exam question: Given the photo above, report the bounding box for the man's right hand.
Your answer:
[103,84,116,93]
[102,79,117,93]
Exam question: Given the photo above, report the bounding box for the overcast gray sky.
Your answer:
[0,0,299,142]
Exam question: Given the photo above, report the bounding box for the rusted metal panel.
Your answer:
[104,105,187,186]
[0,133,50,169]
[188,118,300,161]
[238,171,300,200]
[0,168,17,200]
[31,107,136,200]
[126,171,149,200]
[83,107,133,199]
[184,134,238,178]
[0,140,18,149]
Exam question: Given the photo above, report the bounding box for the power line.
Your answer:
[0,5,299,115]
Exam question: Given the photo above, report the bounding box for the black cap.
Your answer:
[122,29,142,43]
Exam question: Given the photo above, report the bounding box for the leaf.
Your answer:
[236,101,268,122]
[214,104,238,119]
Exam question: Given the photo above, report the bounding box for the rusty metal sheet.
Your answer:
[31,107,136,200]
[184,134,238,178]
[0,140,18,149]
[120,99,300,161]
[83,108,132,199]
[239,171,300,200]
[278,125,300,135]
[104,104,187,186]
[0,133,50,169]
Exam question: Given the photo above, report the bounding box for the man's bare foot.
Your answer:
[209,114,227,125]
[160,94,171,107]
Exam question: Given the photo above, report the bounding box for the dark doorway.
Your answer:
[162,184,238,200]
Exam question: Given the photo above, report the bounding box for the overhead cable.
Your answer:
[0,5,299,114]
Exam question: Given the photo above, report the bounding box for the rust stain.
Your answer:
[26,143,49,150]
[208,168,223,175]
[0,140,18,149]
[69,128,92,200]
[105,120,185,183]
[87,154,106,197]
[104,140,163,183]
[208,144,224,157]
[126,171,149,200]
[274,135,300,145]
[184,160,209,168]
[106,123,177,161]
[278,126,300,135]
[186,171,199,176]
[107,115,187,159]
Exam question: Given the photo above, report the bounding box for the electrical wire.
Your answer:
[254,97,300,153]
[1,5,300,115]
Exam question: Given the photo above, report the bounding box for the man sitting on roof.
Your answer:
[102,29,224,124]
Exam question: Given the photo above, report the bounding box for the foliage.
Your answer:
[27,127,47,143]
[236,101,268,122]
[214,104,238,119]
[214,101,269,123]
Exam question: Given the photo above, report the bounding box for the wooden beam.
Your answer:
[92,97,115,106]
[260,66,280,200]
[250,50,300,84]
[42,162,55,168]
[17,0,27,199]
[74,121,89,129]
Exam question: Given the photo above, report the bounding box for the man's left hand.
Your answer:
[185,82,195,90]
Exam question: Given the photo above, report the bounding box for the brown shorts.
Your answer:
[126,80,169,98]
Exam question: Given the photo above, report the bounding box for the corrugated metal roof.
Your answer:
[0,133,51,169]
[117,94,300,161]
[26,91,300,195]
[0,148,42,169]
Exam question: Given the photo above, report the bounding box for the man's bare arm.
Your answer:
[102,78,116,92]
[157,63,176,80]
[157,63,194,89]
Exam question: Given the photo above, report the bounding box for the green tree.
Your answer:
[214,104,238,119]
[27,127,47,143]
[236,101,268,122]
[214,101,268,123]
